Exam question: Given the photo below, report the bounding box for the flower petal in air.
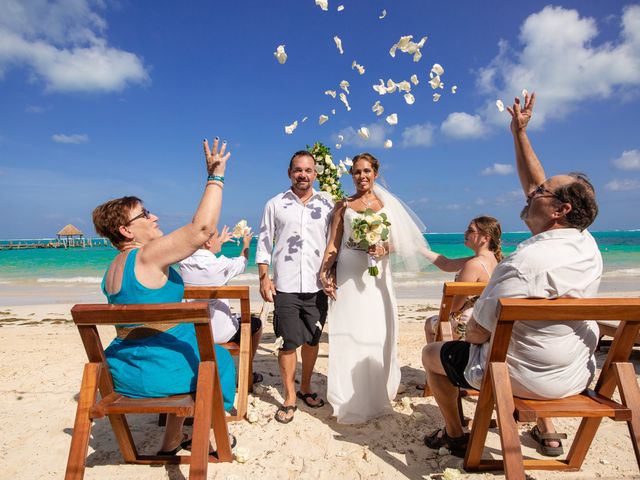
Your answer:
[274,45,287,64]
[319,114,329,125]
[334,36,344,55]
[357,127,370,140]
[339,80,350,94]
[335,143,342,150]
[496,100,504,112]
[372,100,384,116]
[410,74,419,85]
[384,139,393,149]
[379,9,386,19]
[385,79,397,94]
[352,60,365,75]
[522,89,528,97]
[413,50,422,62]
[344,157,353,166]
[331,108,336,115]
[396,80,411,93]
[324,90,336,98]
[431,63,444,76]
[433,93,441,102]
[315,0,328,11]
[429,75,441,89]
[338,134,344,142]
[404,93,415,105]
[339,93,351,111]
[451,85,457,94]
[302,116,308,122]
[386,113,398,125]
[284,121,298,135]
[337,4,344,11]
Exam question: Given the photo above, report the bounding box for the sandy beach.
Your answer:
[1,298,638,480]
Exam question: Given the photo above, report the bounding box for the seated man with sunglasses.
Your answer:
[421,93,602,458]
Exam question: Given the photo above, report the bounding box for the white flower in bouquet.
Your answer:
[315,164,325,174]
[231,219,251,239]
[350,208,391,276]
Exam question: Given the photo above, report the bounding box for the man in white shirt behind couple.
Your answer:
[180,225,264,384]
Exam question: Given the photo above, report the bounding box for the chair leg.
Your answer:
[235,322,251,419]
[65,363,101,480]
[210,361,233,462]
[190,361,215,479]
[614,362,640,469]
[489,362,526,480]
[464,374,495,470]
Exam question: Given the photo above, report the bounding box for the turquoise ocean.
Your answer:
[1,231,639,306]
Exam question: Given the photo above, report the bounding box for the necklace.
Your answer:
[361,193,375,210]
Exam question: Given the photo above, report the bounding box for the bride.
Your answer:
[320,153,430,424]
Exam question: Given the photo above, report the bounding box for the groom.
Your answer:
[256,150,334,424]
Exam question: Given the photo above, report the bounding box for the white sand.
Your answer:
[0,300,638,479]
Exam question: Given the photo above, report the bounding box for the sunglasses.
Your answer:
[527,183,561,201]
[125,208,151,225]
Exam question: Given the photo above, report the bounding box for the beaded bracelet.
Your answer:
[207,174,225,183]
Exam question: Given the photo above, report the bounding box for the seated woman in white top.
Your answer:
[179,226,263,383]
[423,216,503,343]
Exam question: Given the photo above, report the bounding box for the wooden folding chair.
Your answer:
[65,303,233,480]
[464,298,640,480]
[424,282,486,402]
[183,285,252,422]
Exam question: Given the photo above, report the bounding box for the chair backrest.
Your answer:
[183,285,250,321]
[436,282,487,341]
[70,303,214,397]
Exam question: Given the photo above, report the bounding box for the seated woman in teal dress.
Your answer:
[92,137,235,455]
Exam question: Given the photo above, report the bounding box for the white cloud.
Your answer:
[339,123,388,148]
[401,123,436,147]
[612,149,640,170]
[476,5,640,129]
[605,179,640,191]
[25,104,44,113]
[52,133,88,144]
[481,163,514,175]
[0,0,149,92]
[494,189,524,205]
[440,112,487,139]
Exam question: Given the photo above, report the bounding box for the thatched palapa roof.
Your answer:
[57,224,83,236]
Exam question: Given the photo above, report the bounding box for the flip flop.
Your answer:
[296,391,325,408]
[180,433,237,456]
[530,425,566,457]
[274,405,297,424]
[253,372,264,384]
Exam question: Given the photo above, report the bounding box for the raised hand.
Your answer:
[218,225,234,245]
[507,92,536,133]
[242,228,253,248]
[203,137,231,176]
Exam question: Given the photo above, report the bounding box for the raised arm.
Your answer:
[507,93,545,194]
[320,200,346,300]
[138,137,230,269]
[423,249,473,273]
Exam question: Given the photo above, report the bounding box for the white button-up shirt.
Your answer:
[256,189,334,293]
[179,250,247,343]
[469,228,603,399]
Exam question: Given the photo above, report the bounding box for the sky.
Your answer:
[1,0,639,238]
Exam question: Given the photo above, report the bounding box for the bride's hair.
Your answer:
[472,215,503,262]
[351,153,380,174]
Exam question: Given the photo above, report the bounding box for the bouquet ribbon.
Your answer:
[367,254,379,277]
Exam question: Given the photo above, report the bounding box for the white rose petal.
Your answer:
[337,134,344,142]
[338,160,348,174]
[357,127,370,140]
[372,79,387,96]
[451,85,457,94]
[302,116,308,123]
[344,157,353,166]
[235,447,250,463]
[383,139,393,149]
[413,50,422,62]
[496,99,505,112]
[337,4,344,11]
[372,100,384,116]
[339,80,350,94]
[431,63,444,76]
[385,79,397,94]
[389,35,427,61]
[335,143,342,150]
[315,0,328,11]
[433,93,441,102]
[319,114,329,125]
[351,60,365,75]
[396,80,411,93]
[331,108,336,115]
[522,89,529,98]
[284,120,298,135]
[334,36,344,55]
[404,93,415,105]
[379,9,386,19]
[410,74,419,85]
[247,412,259,424]
[385,113,398,125]
[339,93,351,111]
[442,468,463,480]
[429,75,441,89]
[274,45,287,64]
[324,90,336,98]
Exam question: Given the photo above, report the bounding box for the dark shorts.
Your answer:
[440,341,474,390]
[229,316,262,344]
[273,291,328,350]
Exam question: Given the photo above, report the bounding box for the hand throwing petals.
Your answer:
[284,120,298,135]
[274,45,287,64]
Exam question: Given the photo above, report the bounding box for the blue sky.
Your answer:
[1,0,639,238]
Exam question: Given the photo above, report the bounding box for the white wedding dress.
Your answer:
[327,205,401,424]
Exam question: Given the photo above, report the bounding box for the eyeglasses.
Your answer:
[125,208,151,225]
[527,183,561,201]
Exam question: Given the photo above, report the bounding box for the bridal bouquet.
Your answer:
[307,142,351,201]
[350,208,391,276]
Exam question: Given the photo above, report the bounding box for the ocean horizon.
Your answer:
[1,230,639,306]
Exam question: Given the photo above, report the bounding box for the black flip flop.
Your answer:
[296,391,325,408]
[180,433,237,456]
[253,372,264,384]
[274,405,297,424]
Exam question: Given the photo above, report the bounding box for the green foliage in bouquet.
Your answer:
[307,142,346,201]
[350,208,391,276]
